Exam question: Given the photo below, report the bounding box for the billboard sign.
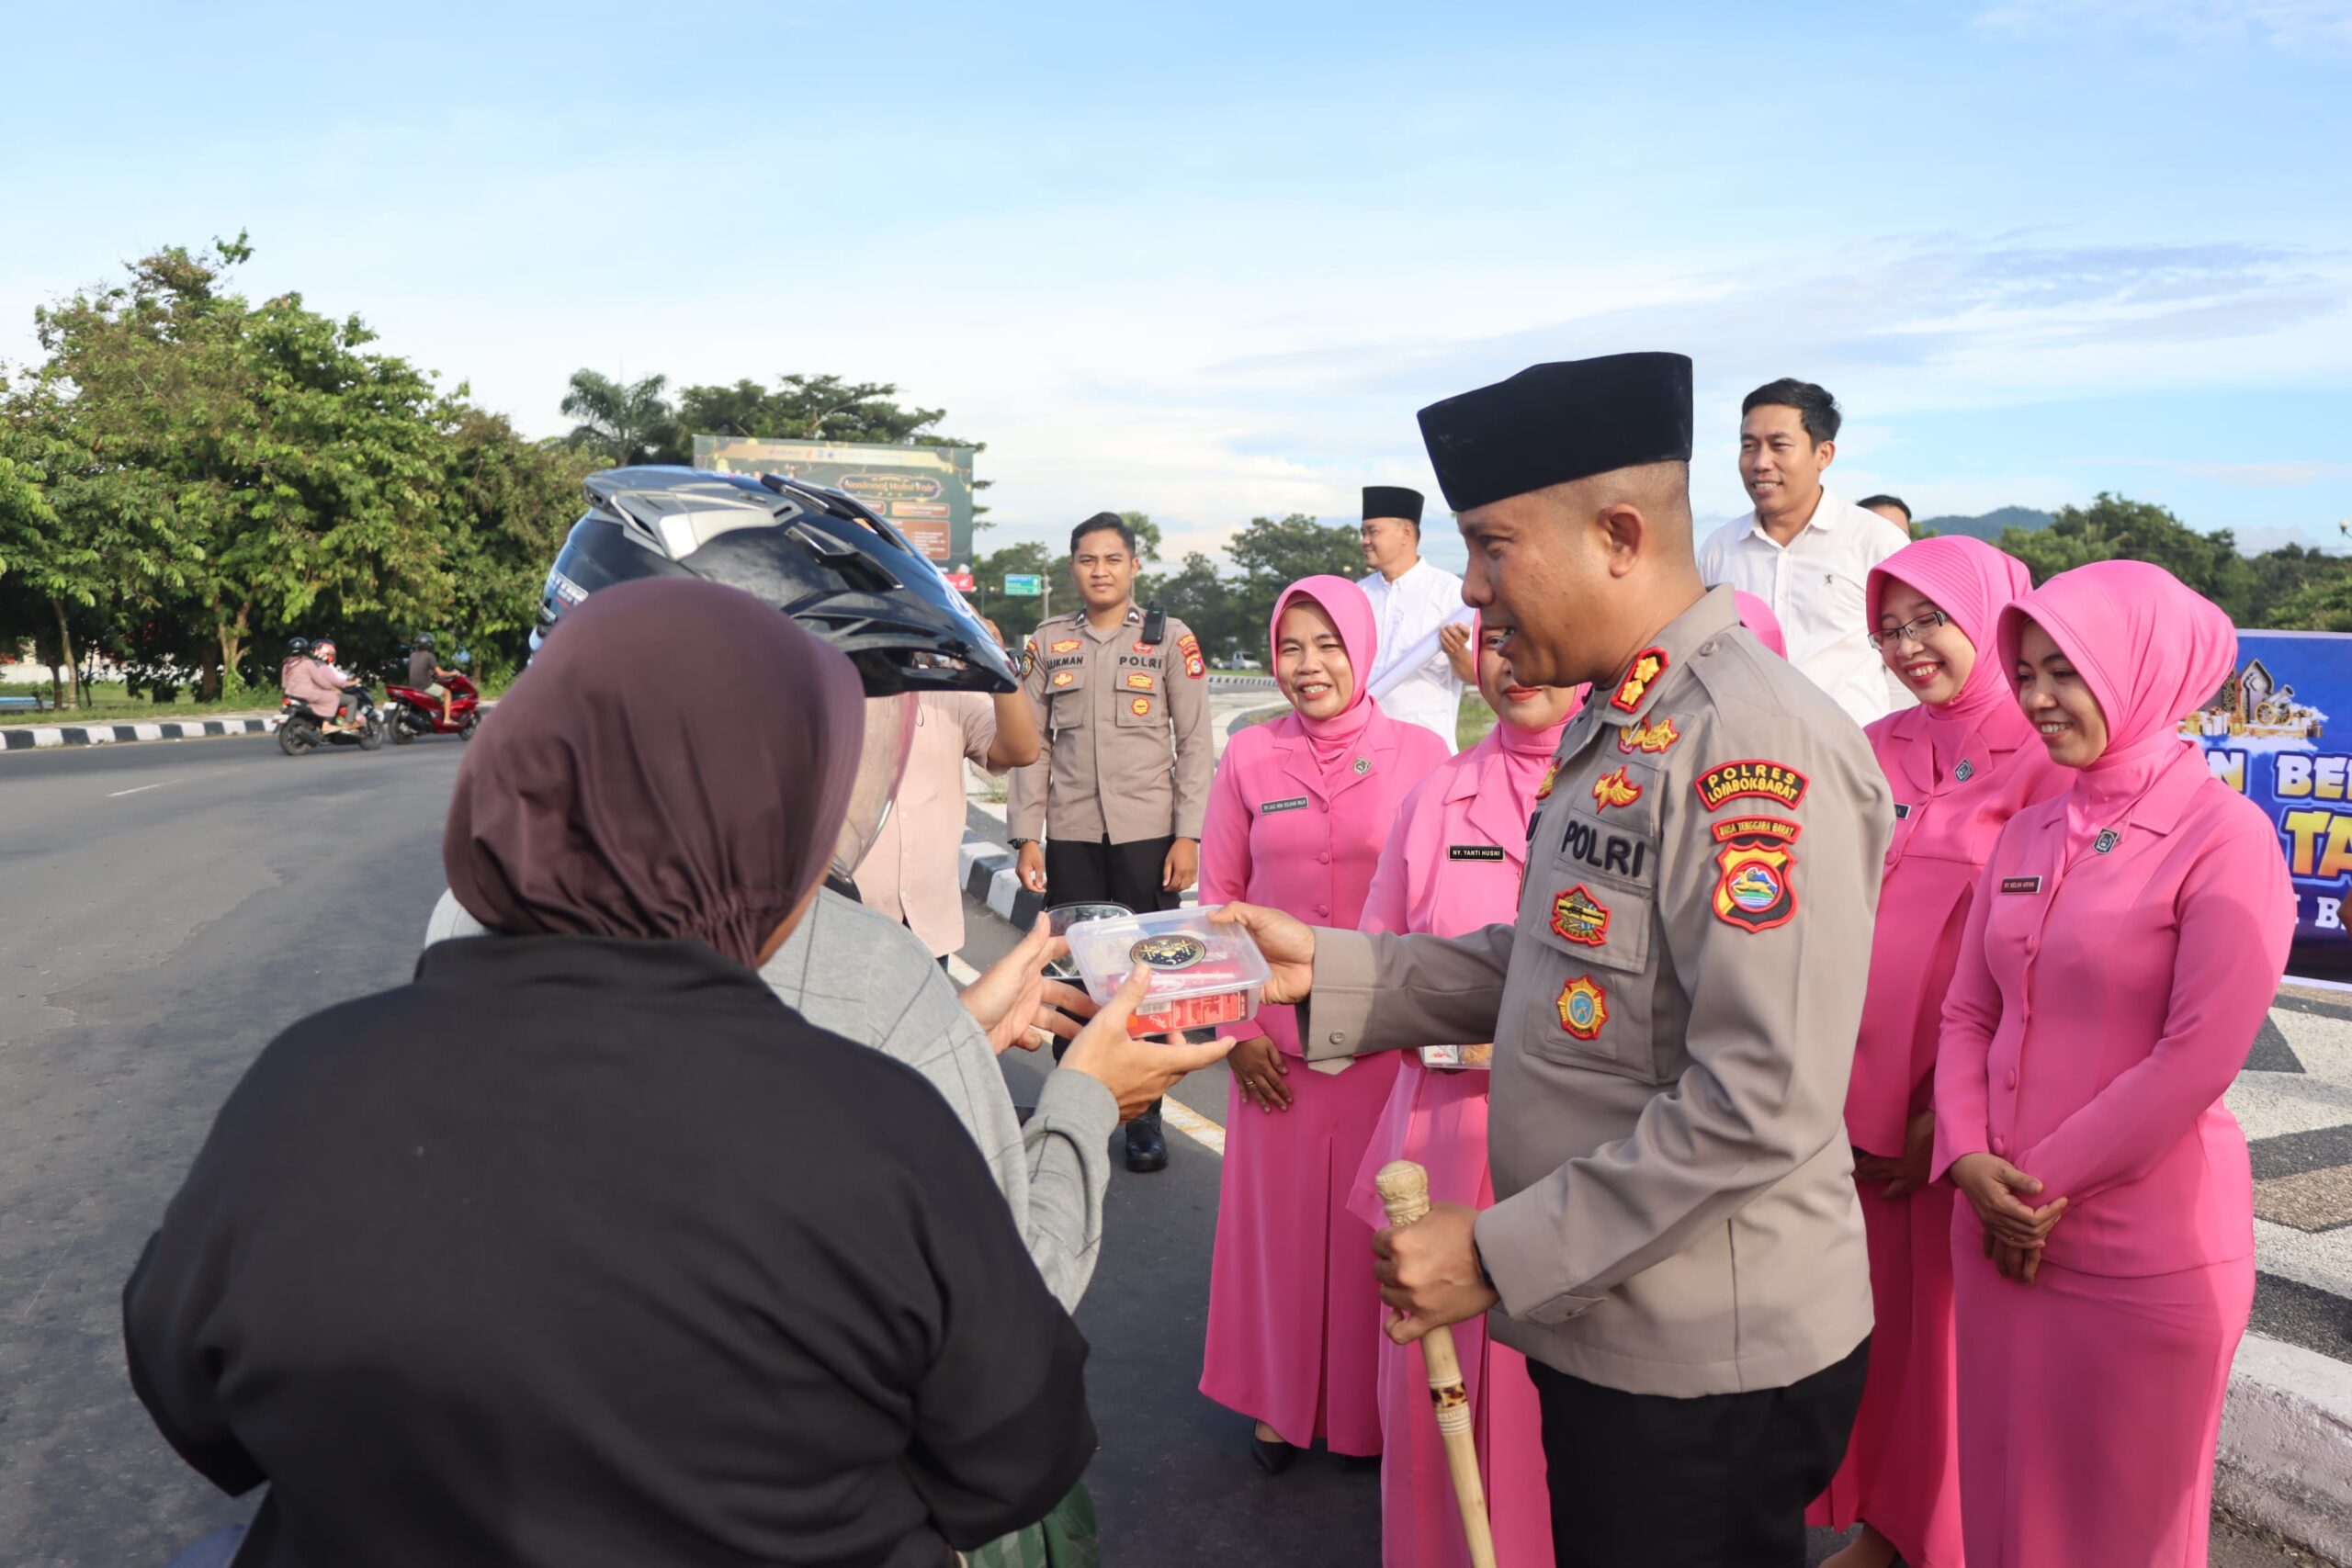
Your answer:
[1001,574,1044,596]
[2187,629,2352,986]
[694,435,977,575]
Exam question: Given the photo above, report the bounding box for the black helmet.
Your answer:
[287,637,311,656]
[535,467,1013,696]
[415,632,435,649]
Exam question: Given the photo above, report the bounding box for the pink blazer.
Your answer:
[1201,708,1449,1055]
[1849,707,2067,1154]
[1932,757,2294,1275]
[1358,728,1532,945]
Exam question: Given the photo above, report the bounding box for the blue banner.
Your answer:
[2188,629,2352,986]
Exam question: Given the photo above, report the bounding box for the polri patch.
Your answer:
[1591,766,1642,811]
[1711,817,1798,932]
[1556,975,1609,1040]
[2000,875,2042,895]
[1449,844,1506,862]
[2094,829,2120,854]
[1694,759,1810,812]
[1559,817,1650,883]
[1549,885,1611,947]
[1610,648,1668,713]
[1618,716,1679,755]
[1261,795,1310,815]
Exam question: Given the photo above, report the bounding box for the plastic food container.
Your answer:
[1063,907,1271,1038]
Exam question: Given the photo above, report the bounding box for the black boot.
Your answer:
[1125,1100,1168,1173]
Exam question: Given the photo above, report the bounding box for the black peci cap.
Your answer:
[1416,353,1694,513]
[1361,485,1424,525]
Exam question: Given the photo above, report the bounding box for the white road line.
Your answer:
[945,953,1228,1154]
[106,780,178,798]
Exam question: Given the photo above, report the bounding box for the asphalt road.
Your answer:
[0,732,2312,1566]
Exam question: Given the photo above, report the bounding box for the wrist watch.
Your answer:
[1010,838,1036,849]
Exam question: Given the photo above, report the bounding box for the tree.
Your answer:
[1999,492,2256,619]
[1225,513,1364,658]
[1117,510,1163,564]
[437,409,601,678]
[971,540,1057,646]
[1144,550,1245,664]
[662,372,990,513]
[560,370,679,467]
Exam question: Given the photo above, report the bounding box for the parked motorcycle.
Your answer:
[385,649,483,744]
[277,686,385,756]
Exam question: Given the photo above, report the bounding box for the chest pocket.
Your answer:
[1114,658,1164,728]
[1518,807,1662,1081]
[1044,662,1088,728]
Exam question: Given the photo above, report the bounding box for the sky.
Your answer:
[3,0,2349,568]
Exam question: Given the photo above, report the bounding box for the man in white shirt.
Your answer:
[1697,379,1910,727]
[1357,484,1473,752]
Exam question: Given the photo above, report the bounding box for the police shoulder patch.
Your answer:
[1710,816,1798,932]
[1694,759,1810,812]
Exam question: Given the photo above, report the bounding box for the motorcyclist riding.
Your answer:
[281,637,354,733]
[406,633,459,728]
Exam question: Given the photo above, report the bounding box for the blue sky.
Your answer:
[3,0,2348,562]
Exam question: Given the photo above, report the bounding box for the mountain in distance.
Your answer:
[1914,505,2054,541]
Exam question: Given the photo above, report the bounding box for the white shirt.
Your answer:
[1697,487,1909,728]
[1359,558,1464,754]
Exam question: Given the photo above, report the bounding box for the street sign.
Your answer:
[1001,574,1044,595]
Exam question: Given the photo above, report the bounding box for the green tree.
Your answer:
[1226,513,1363,658]
[438,409,601,677]
[1145,550,1244,664]
[1117,510,1163,564]
[1999,492,2256,618]
[561,370,680,467]
[971,540,1057,646]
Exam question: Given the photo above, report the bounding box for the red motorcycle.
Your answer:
[385,659,482,743]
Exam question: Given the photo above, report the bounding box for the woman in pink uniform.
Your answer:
[1809,536,2064,1568]
[1346,620,1581,1565]
[1200,575,1450,1472]
[1933,560,2293,1567]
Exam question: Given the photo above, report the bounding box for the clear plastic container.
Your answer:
[1063,906,1271,1038]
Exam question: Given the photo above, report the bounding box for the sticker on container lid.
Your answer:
[1131,933,1208,971]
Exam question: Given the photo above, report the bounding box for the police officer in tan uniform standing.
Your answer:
[1011,511,1215,1171]
[1218,354,1893,1566]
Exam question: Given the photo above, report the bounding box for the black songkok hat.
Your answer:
[1361,485,1424,525]
[1416,353,1694,513]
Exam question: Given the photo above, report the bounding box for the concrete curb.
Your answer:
[2219,1333,2352,1563]
[0,716,279,750]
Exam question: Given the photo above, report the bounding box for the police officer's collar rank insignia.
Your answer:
[1556,975,1608,1040]
[1618,716,1679,755]
[1953,760,1975,783]
[2094,828,2120,854]
[1535,761,1561,800]
[1694,759,1809,811]
[1549,885,1610,947]
[1610,648,1668,713]
[1591,767,1642,810]
[1710,817,1799,931]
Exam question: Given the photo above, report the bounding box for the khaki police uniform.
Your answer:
[1007,604,1214,908]
[1306,585,1893,1397]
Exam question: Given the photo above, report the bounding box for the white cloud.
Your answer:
[1975,0,2352,47]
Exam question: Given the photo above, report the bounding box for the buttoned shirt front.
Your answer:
[1697,487,1907,728]
[1006,604,1214,846]
[1360,558,1466,754]
[856,692,1001,958]
[1302,587,1894,1396]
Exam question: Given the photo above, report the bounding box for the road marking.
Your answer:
[106,780,179,798]
[946,953,1229,1154]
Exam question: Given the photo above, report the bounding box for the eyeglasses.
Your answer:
[1868,610,1951,651]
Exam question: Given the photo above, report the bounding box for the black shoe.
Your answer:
[1250,1431,1295,1475]
[1124,1109,1168,1173]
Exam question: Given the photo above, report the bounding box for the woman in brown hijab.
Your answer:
[126,579,1097,1568]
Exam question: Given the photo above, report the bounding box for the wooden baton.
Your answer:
[1375,1158,1499,1568]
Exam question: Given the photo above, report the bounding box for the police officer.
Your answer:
[1218,354,1893,1567]
[1009,511,1215,1172]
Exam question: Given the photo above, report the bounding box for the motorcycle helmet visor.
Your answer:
[829,692,919,884]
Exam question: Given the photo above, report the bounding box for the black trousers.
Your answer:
[1528,1337,1870,1568]
[1041,835,1180,916]
[1042,836,1178,1125]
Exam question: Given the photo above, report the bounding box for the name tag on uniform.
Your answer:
[2000,875,2042,895]
[1261,796,1309,815]
[1449,845,1505,861]
[1893,803,1912,819]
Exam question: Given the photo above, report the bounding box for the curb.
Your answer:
[0,716,279,750]
[2219,1333,2352,1563]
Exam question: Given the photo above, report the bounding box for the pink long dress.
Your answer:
[1344,696,1577,1568]
[1807,537,2064,1567]
[1932,561,2294,1567]
[1199,577,1450,1454]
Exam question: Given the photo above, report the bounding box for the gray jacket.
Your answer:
[424,886,1117,1312]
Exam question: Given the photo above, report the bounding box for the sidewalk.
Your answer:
[0,712,282,750]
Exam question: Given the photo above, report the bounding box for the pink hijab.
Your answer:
[1733,591,1787,659]
[1871,536,2039,783]
[1272,576,1381,778]
[1471,612,1579,804]
[1996,559,2234,859]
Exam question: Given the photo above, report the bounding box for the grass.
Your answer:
[1,673,511,726]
